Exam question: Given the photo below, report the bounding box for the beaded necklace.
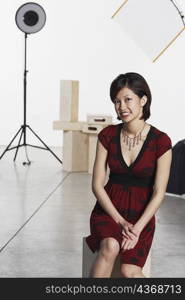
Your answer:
[121,123,146,151]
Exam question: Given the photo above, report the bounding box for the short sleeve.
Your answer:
[156,133,172,159]
[97,125,112,150]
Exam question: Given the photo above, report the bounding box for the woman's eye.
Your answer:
[114,99,120,104]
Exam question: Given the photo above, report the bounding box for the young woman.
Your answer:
[85,72,172,278]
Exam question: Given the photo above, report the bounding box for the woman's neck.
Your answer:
[122,121,146,137]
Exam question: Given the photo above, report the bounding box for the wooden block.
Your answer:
[82,123,106,134]
[53,121,86,131]
[82,237,151,278]
[60,80,79,121]
[63,131,88,172]
[87,114,112,124]
[88,134,97,174]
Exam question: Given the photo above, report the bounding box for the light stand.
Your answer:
[0,2,62,165]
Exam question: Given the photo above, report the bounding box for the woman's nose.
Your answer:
[120,101,126,110]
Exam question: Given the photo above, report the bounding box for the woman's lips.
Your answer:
[120,112,131,117]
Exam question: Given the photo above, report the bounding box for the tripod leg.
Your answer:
[27,126,63,164]
[0,127,23,160]
[13,127,24,161]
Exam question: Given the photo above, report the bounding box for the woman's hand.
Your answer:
[121,233,138,251]
[121,225,141,251]
[119,219,136,240]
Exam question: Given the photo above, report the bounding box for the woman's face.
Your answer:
[114,87,146,123]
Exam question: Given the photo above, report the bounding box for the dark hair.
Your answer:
[110,72,151,121]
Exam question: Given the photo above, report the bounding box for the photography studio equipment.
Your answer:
[112,0,185,62]
[170,0,185,26]
[0,2,62,165]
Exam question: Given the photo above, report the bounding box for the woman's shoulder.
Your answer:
[150,124,172,148]
[150,124,172,158]
[97,123,119,150]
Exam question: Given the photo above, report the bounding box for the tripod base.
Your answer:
[0,125,63,164]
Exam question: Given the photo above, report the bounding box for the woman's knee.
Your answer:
[121,264,142,278]
[99,237,120,260]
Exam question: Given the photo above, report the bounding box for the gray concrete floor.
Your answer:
[0,145,184,277]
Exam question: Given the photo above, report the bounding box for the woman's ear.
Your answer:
[141,95,147,106]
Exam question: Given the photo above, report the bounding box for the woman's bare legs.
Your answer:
[120,263,145,278]
[89,237,120,278]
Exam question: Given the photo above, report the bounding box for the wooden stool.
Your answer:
[82,237,151,277]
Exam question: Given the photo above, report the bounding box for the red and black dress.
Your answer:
[86,123,172,267]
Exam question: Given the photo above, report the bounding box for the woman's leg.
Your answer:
[120,263,145,278]
[89,237,120,278]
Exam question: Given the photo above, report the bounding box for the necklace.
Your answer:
[121,123,146,151]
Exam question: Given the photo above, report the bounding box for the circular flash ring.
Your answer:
[15,2,46,34]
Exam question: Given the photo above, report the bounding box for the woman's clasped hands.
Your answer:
[119,219,141,252]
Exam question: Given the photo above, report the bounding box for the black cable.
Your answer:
[170,0,185,26]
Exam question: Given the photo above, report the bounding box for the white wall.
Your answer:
[0,0,184,147]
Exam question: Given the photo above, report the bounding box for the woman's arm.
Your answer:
[92,139,126,225]
[134,148,172,233]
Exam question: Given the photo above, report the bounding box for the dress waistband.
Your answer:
[109,171,154,187]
